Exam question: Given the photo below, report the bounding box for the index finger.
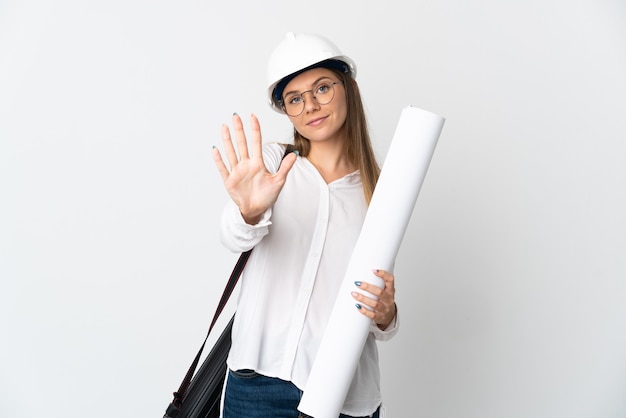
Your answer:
[373,269,395,291]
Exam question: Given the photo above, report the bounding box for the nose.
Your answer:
[302,90,321,112]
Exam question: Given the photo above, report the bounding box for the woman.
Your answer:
[212,32,399,418]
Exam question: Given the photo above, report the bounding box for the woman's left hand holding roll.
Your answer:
[352,269,397,330]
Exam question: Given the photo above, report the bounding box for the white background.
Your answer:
[1,1,625,417]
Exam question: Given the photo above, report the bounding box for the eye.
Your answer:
[315,83,331,95]
[286,95,303,105]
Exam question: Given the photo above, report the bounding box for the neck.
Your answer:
[307,142,355,183]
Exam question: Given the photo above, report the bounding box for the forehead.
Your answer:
[283,67,337,93]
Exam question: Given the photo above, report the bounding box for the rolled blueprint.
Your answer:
[298,106,445,418]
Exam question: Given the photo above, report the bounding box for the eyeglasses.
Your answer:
[281,79,344,117]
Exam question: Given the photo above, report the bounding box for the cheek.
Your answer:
[334,94,348,122]
[335,105,348,127]
[288,116,305,134]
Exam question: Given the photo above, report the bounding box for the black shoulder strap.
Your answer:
[170,144,294,408]
[171,250,252,408]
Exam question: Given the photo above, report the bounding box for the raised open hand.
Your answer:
[212,113,297,224]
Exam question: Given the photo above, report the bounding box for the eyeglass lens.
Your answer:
[282,80,341,116]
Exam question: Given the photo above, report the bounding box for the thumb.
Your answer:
[275,151,298,180]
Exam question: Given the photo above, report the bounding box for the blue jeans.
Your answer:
[223,369,380,418]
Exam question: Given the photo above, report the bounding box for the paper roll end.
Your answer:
[404,105,445,123]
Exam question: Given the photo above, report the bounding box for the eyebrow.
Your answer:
[282,76,336,98]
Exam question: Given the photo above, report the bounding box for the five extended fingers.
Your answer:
[214,113,265,175]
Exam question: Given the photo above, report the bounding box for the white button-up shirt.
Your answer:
[220,143,399,416]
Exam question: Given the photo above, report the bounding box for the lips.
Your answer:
[306,116,328,126]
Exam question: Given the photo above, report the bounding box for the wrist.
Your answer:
[241,211,263,225]
[376,303,397,330]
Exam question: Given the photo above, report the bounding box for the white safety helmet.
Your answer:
[267,32,357,113]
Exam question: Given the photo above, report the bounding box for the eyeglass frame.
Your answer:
[279,79,345,117]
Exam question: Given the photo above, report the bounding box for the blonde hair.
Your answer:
[287,68,379,204]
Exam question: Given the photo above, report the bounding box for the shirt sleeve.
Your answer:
[369,308,400,342]
[219,199,273,252]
